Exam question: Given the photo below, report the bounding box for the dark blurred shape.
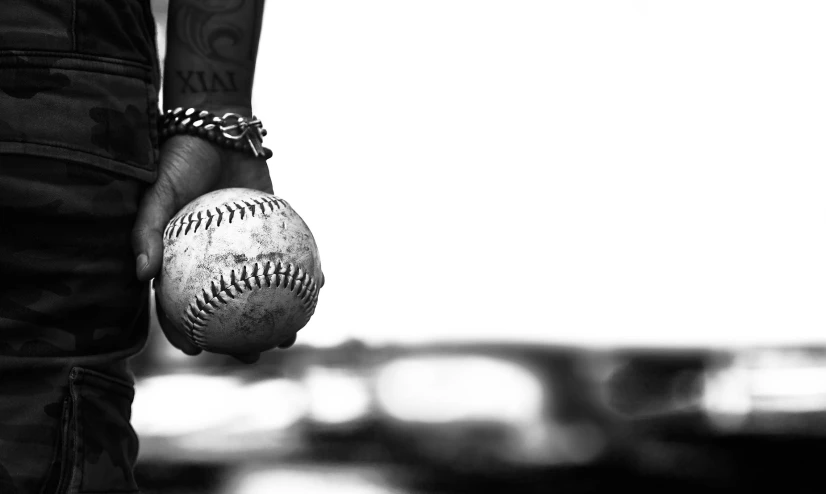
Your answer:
[596,346,826,491]
[135,463,227,494]
[132,336,826,493]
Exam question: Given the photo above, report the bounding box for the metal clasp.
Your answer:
[219,112,267,158]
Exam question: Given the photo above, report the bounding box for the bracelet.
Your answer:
[159,107,273,160]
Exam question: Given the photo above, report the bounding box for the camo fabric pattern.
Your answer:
[0,0,161,183]
[0,356,142,494]
[0,1,161,492]
[0,157,151,358]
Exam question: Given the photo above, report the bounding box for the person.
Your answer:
[0,1,287,491]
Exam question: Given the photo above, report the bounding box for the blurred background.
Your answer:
[139,0,826,492]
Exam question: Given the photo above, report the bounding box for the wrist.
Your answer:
[159,106,271,160]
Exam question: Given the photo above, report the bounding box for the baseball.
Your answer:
[156,188,323,355]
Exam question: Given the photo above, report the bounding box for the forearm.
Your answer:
[163,0,265,112]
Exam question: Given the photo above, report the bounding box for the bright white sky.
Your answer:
[160,1,826,348]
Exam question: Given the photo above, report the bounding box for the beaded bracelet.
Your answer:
[159,107,273,160]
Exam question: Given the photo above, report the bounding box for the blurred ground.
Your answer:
[131,326,826,493]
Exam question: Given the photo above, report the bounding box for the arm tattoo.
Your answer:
[169,0,264,68]
[175,70,240,94]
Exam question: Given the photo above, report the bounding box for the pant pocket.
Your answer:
[55,367,140,494]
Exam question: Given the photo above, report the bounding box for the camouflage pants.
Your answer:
[0,156,150,494]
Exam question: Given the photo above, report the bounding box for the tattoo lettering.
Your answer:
[176,71,240,94]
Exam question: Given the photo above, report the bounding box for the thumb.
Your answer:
[132,136,224,281]
[132,176,182,282]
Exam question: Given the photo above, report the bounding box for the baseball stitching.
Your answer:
[181,259,321,349]
[164,196,287,239]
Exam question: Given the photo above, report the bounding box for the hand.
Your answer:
[131,117,290,363]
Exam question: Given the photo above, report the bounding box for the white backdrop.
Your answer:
[159,1,826,348]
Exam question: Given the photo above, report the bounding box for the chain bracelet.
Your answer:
[159,107,273,160]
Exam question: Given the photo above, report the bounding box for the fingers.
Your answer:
[155,288,202,356]
[132,176,181,282]
[232,334,294,364]
[277,334,297,349]
[232,353,261,364]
